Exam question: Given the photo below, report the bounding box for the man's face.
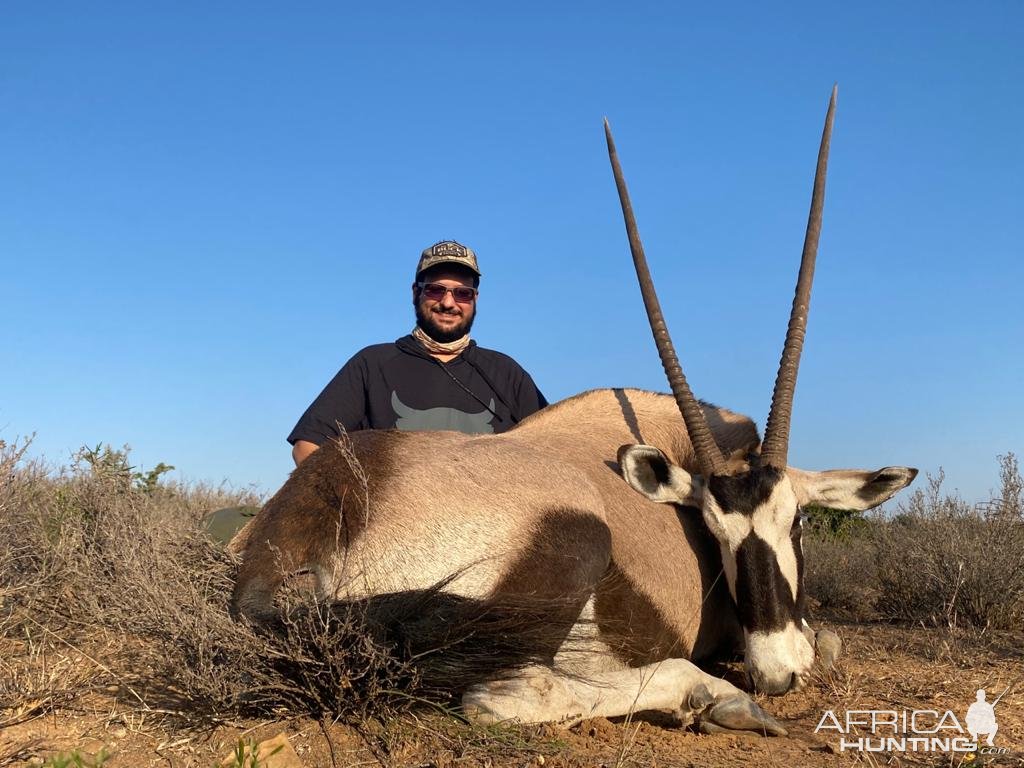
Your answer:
[412,266,478,342]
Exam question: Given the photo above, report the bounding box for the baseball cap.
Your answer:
[416,240,482,278]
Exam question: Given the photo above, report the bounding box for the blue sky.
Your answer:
[3,2,1021,502]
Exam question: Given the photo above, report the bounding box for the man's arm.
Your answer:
[287,353,371,461]
[292,439,319,466]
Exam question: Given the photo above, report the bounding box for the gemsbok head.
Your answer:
[610,87,917,694]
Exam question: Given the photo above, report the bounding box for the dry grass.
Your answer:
[805,453,1024,631]
[0,437,429,727]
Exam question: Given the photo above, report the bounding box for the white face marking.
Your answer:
[701,472,811,692]
[745,625,815,694]
[754,480,801,602]
[702,475,801,605]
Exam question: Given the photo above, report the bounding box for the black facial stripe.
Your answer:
[708,466,784,515]
[733,532,802,632]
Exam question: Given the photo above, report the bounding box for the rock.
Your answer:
[203,505,260,546]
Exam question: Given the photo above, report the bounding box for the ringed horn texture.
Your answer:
[605,84,838,476]
[604,118,725,478]
[760,85,838,469]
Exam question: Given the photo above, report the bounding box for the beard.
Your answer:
[415,301,477,343]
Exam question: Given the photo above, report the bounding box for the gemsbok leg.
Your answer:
[462,658,786,734]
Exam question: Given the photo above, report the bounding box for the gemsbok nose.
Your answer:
[750,667,804,696]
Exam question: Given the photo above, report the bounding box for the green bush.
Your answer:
[803,504,869,539]
[804,453,1024,630]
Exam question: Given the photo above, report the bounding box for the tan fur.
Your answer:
[232,388,756,660]
[510,390,755,662]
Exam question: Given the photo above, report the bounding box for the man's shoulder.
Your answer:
[347,341,404,363]
[467,343,531,375]
[354,341,399,355]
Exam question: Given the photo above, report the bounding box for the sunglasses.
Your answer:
[417,282,478,304]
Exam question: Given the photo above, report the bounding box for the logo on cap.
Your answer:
[430,242,469,259]
[417,240,482,277]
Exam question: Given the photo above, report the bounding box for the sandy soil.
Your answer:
[2,619,1022,768]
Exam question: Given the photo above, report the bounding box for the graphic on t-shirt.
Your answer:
[390,391,495,434]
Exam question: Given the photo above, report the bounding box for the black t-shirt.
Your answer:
[287,335,547,445]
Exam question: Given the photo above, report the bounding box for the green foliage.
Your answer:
[135,462,175,494]
[224,738,283,768]
[38,748,109,768]
[802,504,866,539]
[74,443,174,494]
[38,444,175,540]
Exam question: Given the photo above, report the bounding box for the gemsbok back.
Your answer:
[231,87,917,734]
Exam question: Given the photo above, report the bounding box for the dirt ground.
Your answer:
[2,618,1022,768]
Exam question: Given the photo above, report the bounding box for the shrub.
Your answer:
[803,529,880,620]
[803,504,870,539]
[804,453,1024,630]
[873,458,1024,629]
[0,437,424,721]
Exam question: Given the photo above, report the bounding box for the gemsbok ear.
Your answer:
[617,444,703,506]
[790,466,919,511]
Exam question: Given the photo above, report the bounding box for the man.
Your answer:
[288,240,547,465]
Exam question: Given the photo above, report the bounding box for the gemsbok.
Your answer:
[231,87,917,735]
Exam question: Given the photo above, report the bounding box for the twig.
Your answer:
[122,707,249,729]
[319,717,339,768]
[20,614,147,707]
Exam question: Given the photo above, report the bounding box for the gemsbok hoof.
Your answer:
[698,694,788,737]
[815,629,842,670]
